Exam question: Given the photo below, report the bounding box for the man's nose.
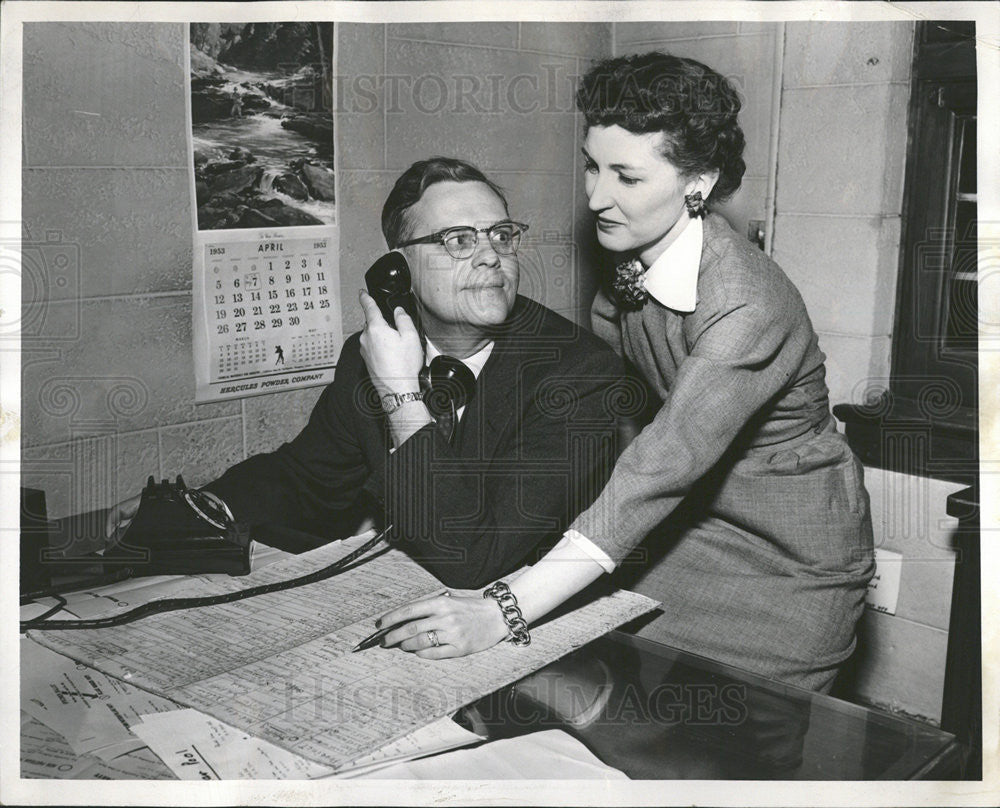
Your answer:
[471,234,502,267]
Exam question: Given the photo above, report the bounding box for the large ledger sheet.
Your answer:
[29,542,657,771]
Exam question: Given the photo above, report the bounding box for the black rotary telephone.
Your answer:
[110,476,252,576]
[19,475,252,612]
[365,251,476,421]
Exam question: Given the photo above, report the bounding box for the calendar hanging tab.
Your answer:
[186,22,341,402]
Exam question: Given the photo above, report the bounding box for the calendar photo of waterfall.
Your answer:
[189,22,336,230]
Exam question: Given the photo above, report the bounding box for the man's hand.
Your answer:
[359,289,432,446]
[105,493,141,542]
[358,289,424,398]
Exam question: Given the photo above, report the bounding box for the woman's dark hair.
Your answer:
[382,156,509,248]
[576,52,746,203]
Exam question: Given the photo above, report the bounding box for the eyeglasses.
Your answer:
[397,220,529,260]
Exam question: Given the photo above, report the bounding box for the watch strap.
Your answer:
[381,391,424,414]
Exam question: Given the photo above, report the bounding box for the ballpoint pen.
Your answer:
[352,591,450,652]
[352,620,410,653]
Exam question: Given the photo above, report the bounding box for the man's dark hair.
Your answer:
[381,157,509,248]
[577,52,746,203]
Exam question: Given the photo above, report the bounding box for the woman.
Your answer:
[377,52,875,692]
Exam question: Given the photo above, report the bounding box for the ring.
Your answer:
[426,630,440,648]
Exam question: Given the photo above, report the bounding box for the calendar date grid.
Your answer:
[209,254,332,336]
[205,239,338,382]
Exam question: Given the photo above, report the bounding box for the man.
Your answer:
[110,157,626,588]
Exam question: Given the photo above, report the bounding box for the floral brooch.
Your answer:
[611,257,648,309]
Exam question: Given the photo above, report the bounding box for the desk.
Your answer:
[465,632,962,780]
[21,630,960,780]
[22,515,961,780]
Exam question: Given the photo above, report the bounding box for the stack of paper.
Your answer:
[20,639,179,761]
[351,730,629,780]
[20,714,173,780]
[29,541,657,772]
[130,709,482,779]
[21,636,484,780]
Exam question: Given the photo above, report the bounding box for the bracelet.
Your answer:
[483,581,531,647]
[381,391,424,414]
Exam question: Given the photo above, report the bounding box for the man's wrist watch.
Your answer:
[381,391,424,414]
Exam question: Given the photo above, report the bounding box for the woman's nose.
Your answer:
[586,172,611,212]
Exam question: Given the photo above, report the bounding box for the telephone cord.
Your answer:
[20,528,389,632]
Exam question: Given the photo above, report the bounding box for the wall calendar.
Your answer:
[196,234,341,400]
[186,21,341,402]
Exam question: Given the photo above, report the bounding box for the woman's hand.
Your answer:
[376,592,510,659]
[358,289,424,398]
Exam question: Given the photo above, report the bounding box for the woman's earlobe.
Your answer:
[684,191,707,218]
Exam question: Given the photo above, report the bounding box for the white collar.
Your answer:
[424,337,493,379]
[641,215,703,313]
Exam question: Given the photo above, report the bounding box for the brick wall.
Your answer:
[20,21,613,518]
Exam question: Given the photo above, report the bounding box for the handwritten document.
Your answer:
[29,541,657,772]
[20,638,180,759]
[131,709,334,780]
[130,708,480,779]
[20,714,101,779]
[20,715,173,780]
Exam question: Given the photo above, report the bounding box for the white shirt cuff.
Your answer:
[563,529,616,574]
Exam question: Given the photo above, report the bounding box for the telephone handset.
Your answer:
[364,251,476,418]
[364,251,423,332]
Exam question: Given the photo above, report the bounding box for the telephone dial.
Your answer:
[365,251,477,420]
